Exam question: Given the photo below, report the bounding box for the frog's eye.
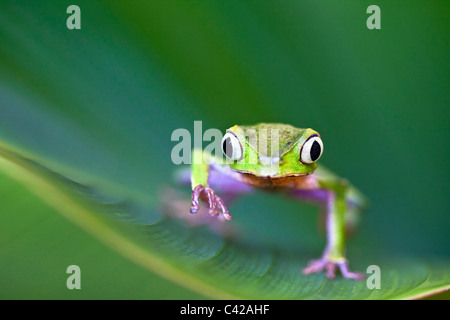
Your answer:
[222,132,243,161]
[300,135,323,164]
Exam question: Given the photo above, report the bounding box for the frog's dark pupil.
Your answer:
[310,140,321,162]
[223,137,234,158]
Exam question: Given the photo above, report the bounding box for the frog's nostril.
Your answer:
[259,156,282,166]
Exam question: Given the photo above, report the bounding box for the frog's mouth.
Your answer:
[233,170,317,189]
[234,170,311,178]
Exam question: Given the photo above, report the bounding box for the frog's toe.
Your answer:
[214,194,233,220]
[302,258,327,275]
[302,258,365,280]
[190,184,205,214]
[339,262,365,280]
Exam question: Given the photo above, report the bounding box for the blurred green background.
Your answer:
[0,1,448,299]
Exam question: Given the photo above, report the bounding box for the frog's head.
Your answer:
[221,123,323,178]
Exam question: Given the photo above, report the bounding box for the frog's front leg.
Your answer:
[292,179,365,280]
[189,149,251,221]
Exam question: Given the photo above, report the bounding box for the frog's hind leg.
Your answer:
[289,188,365,280]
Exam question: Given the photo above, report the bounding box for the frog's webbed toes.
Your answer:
[190,185,233,221]
[302,257,365,280]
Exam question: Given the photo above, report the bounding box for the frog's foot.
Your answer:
[302,257,365,280]
[190,185,233,221]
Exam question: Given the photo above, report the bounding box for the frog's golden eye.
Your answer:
[300,134,323,164]
[222,132,243,161]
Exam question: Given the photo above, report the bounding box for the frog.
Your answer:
[188,123,368,280]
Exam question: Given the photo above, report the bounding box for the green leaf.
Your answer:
[0,147,448,299]
[0,1,449,299]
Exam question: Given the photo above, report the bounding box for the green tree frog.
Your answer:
[188,123,367,280]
